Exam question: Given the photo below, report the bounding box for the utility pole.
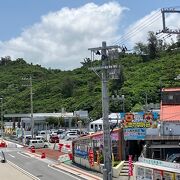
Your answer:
[22,76,34,138]
[0,97,3,138]
[88,42,120,180]
[157,8,180,35]
[30,76,34,138]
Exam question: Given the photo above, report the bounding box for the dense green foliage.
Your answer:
[0,34,180,120]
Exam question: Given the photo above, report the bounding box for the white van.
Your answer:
[29,140,48,149]
[35,136,45,141]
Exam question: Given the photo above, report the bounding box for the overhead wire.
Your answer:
[112,9,161,45]
[114,11,162,45]
[117,15,162,45]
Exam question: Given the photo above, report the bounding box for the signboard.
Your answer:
[128,155,133,176]
[122,111,159,129]
[124,128,146,140]
[139,157,180,170]
[58,154,71,163]
[163,171,175,180]
[88,148,94,166]
[74,149,88,159]
[124,122,151,128]
[153,169,163,180]
[92,131,119,141]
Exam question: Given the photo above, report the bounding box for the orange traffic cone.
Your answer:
[41,152,46,158]
[31,147,35,153]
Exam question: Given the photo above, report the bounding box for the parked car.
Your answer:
[28,139,48,149]
[65,132,78,140]
[49,135,59,143]
[59,131,67,139]
[35,136,45,141]
[167,153,180,163]
[50,129,58,136]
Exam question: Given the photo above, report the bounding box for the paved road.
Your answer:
[3,147,80,180]
[0,161,33,180]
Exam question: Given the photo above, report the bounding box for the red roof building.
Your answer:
[160,87,180,121]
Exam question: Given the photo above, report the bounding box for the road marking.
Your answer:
[17,151,30,158]
[8,154,15,158]
[7,160,40,180]
[48,164,82,180]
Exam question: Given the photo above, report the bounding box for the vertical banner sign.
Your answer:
[96,151,100,165]
[88,148,94,167]
[128,155,133,176]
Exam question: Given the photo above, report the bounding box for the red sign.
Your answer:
[88,148,94,166]
[128,155,133,176]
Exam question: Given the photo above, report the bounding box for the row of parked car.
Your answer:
[48,129,82,141]
[24,129,83,147]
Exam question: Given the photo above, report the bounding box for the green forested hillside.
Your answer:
[0,39,180,120]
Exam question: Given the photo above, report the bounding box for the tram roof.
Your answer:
[73,128,121,142]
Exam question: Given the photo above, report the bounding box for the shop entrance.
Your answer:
[125,140,145,160]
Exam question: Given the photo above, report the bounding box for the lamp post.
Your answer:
[0,97,3,138]
[78,120,82,136]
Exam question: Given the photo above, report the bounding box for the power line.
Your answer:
[115,13,161,45]
[119,16,161,45]
[112,9,161,45]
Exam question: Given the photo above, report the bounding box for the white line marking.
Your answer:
[7,160,40,180]
[8,154,15,158]
[48,164,81,180]
[17,151,30,158]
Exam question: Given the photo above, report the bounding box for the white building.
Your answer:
[89,113,123,132]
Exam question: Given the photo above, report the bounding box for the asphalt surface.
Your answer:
[0,161,33,180]
[3,147,80,180]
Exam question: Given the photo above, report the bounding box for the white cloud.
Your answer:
[124,9,180,48]
[0,2,127,70]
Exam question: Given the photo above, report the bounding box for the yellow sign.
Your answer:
[124,122,151,128]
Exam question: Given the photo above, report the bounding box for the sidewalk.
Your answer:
[51,162,132,180]
[52,163,103,180]
[0,162,35,180]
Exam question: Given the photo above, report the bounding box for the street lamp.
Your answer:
[0,97,3,138]
[77,120,82,135]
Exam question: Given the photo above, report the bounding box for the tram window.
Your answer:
[174,156,180,163]
[99,125,102,130]
[95,124,98,131]
[91,124,93,129]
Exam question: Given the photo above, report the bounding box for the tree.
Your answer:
[134,42,148,55]
[147,31,158,59]
[131,103,143,112]
[61,77,74,98]
[80,58,91,67]
[58,117,65,127]
[46,117,58,128]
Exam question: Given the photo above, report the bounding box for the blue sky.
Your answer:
[0,0,179,69]
[0,0,179,40]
